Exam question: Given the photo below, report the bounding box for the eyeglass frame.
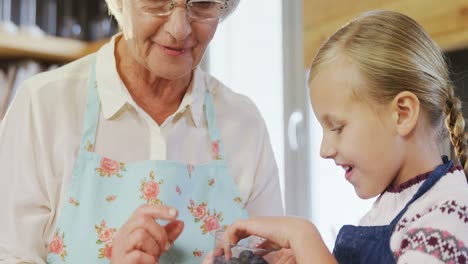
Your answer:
[145,0,229,21]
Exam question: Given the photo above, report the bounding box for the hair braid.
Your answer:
[444,89,468,177]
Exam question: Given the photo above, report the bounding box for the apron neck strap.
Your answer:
[79,57,226,160]
[203,90,225,160]
[78,56,100,152]
[389,156,453,227]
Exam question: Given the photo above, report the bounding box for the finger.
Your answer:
[284,257,297,264]
[282,253,297,264]
[140,204,179,220]
[266,249,295,264]
[229,217,293,248]
[223,219,252,259]
[125,219,170,256]
[120,206,177,254]
[125,250,157,264]
[213,246,225,258]
[202,251,214,264]
[142,222,171,254]
[164,220,184,244]
[225,219,252,243]
[120,205,179,234]
[125,228,160,257]
[257,239,282,251]
[221,232,233,260]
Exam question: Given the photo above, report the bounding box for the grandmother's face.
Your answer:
[120,0,219,80]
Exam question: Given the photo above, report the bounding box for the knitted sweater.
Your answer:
[359,166,468,263]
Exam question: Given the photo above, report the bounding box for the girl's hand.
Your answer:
[223,216,311,252]
[111,204,184,264]
[264,249,296,264]
[224,216,336,264]
[205,249,297,264]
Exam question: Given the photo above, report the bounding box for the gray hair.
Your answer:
[104,0,240,27]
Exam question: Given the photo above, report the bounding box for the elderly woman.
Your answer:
[0,0,283,263]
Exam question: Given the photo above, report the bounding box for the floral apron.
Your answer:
[46,58,248,263]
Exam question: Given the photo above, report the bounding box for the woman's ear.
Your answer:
[391,91,420,137]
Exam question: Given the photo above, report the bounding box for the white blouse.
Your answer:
[0,34,283,263]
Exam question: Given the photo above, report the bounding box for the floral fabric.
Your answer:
[46,58,248,263]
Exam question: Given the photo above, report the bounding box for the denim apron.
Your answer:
[333,157,453,264]
[46,58,248,263]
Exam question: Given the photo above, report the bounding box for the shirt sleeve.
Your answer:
[392,199,468,263]
[244,122,284,217]
[0,83,52,264]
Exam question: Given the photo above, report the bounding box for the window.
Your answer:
[208,0,285,200]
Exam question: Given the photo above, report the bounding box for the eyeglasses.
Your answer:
[141,0,227,21]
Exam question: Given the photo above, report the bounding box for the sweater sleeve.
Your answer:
[391,198,468,263]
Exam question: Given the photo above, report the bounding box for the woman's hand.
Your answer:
[111,204,184,264]
[224,216,337,264]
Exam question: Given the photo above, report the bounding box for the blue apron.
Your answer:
[46,57,248,263]
[333,156,453,263]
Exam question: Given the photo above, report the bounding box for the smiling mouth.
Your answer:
[164,45,185,52]
[158,44,187,56]
[341,165,354,181]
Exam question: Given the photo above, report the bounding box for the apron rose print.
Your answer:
[192,249,203,257]
[208,178,215,187]
[140,171,164,205]
[202,214,222,234]
[96,157,126,178]
[105,195,117,202]
[212,141,221,160]
[102,244,113,260]
[187,164,194,178]
[95,220,116,259]
[85,140,94,152]
[176,185,182,196]
[188,199,208,222]
[187,199,224,234]
[68,197,80,207]
[234,197,242,204]
[48,229,68,261]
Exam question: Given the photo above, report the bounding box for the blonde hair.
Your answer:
[309,10,468,176]
[104,0,240,28]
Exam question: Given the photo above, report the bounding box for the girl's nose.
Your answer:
[320,137,337,159]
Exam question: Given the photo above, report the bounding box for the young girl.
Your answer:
[222,10,468,263]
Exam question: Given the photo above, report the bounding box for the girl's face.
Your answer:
[309,57,405,199]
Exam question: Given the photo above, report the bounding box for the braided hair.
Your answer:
[444,92,468,174]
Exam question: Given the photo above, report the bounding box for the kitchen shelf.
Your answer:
[0,32,108,63]
[304,0,468,67]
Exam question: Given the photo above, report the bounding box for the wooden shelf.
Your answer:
[304,0,468,67]
[0,32,108,63]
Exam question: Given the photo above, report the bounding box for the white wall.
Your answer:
[208,0,285,199]
[309,110,375,248]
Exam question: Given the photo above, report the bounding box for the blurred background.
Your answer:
[0,0,117,40]
[0,0,118,119]
[1,0,468,250]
